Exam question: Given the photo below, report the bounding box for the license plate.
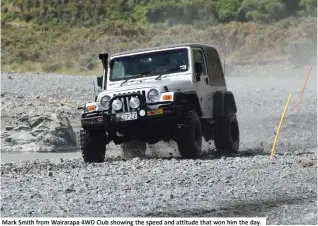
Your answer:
[116,112,138,121]
[147,108,164,116]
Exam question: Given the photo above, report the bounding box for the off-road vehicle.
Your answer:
[79,43,239,162]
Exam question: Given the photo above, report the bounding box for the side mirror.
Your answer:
[194,62,203,81]
[97,76,103,88]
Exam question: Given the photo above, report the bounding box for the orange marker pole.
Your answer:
[297,65,312,112]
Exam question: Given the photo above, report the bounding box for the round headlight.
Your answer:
[112,99,123,111]
[100,95,111,109]
[129,97,140,109]
[147,89,160,102]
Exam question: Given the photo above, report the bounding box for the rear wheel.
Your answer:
[214,111,239,153]
[176,111,202,159]
[80,128,106,163]
[121,140,147,159]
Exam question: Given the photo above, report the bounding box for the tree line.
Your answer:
[2,0,317,28]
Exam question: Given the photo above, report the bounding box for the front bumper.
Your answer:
[81,104,184,128]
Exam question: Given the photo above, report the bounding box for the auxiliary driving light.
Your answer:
[112,99,123,111]
[129,97,140,109]
[139,110,146,116]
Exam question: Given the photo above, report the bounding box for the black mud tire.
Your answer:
[176,111,202,159]
[214,111,240,154]
[80,128,106,163]
[121,140,147,159]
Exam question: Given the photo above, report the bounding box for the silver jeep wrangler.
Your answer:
[79,43,239,162]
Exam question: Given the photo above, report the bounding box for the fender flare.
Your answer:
[213,91,237,117]
[174,91,203,117]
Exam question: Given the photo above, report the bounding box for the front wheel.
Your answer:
[80,128,106,163]
[175,111,202,159]
[214,111,240,154]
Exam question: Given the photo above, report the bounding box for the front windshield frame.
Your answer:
[108,47,190,82]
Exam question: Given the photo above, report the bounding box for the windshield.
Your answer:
[109,48,189,81]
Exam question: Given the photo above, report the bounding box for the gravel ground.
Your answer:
[0,62,317,224]
[1,155,317,224]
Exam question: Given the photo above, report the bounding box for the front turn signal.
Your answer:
[86,104,96,111]
[162,94,173,101]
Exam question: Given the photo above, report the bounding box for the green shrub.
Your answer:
[217,0,242,22]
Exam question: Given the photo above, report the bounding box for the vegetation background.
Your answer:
[1,0,317,75]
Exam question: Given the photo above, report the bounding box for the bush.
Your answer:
[217,0,242,22]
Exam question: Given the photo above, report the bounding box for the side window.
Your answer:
[192,49,207,75]
[206,48,224,80]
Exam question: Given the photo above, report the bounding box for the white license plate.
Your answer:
[116,112,138,121]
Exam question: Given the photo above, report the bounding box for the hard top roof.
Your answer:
[110,43,217,58]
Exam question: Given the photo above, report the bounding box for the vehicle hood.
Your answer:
[97,76,192,100]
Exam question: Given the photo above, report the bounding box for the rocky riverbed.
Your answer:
[0,62,317,224]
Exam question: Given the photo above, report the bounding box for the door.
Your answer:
[192,48,211,118]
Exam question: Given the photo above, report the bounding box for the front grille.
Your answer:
[114,90,146,99]
[112,91,146,113]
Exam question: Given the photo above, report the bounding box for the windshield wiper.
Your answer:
[155,67,182,80]
[120,70,153,86]
[120,77,134,86]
